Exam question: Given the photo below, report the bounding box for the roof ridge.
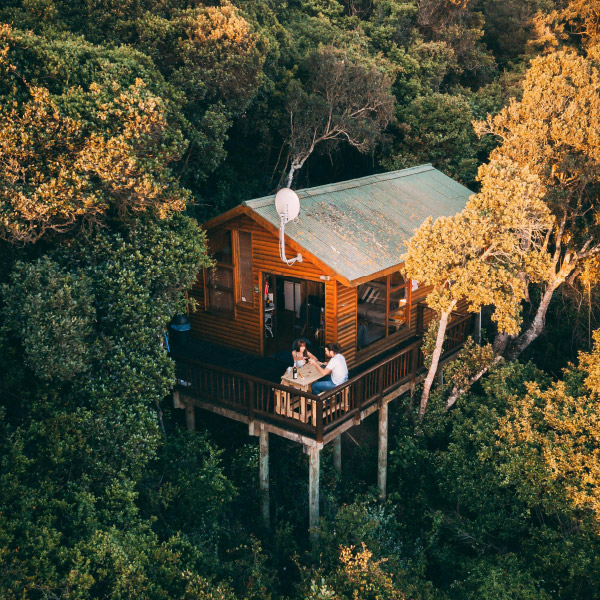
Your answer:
[244,164,434,208]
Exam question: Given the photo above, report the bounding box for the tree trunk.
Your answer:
[506,281,558,360]
[445,353,504,411]
[286,154,309,188]
[286,164,297,188]
[419,306,453,418]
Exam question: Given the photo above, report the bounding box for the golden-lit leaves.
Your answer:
[474,50,600,225]
[406,157,553,335]
[0,36,189,244]
[497,336,600,527]
[189,2,254,48]
[176,2,266,109]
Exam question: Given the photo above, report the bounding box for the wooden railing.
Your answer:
[173,310,473,443]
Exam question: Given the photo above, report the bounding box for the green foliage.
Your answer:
[4,1,600,599]
[2,257,99,381]
[385,356,600,599]
[382,92,480,185]
[0,25,190,243]
[139,429,236,545]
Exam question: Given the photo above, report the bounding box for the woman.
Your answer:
[292,339,317,368]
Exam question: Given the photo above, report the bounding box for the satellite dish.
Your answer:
[275,188,300,224]
[275,188,302,266]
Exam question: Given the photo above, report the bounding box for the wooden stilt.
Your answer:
[378,402,388,500]
[185,402,195,431]
[333,435,342,476]
[259,426,270,528]
[308,445,320,542]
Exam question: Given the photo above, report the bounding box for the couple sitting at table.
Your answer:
[292,340,348,394]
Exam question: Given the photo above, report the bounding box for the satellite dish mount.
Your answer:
[275,188,302,266]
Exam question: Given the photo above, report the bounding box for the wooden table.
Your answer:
[276,363,324,423]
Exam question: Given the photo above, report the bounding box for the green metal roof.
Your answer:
[243,165,472,283]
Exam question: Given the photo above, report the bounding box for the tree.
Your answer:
[283,46,395,187]
[415,0,496,86]
[410,47,600,414]
[0,20,227,597]
[474,49,600,356]
[418,358,600,598]
[136,2,269,190]
[381,92,480,186]
[406,158,552,415]
[497,330,600,529]
[0,25,189,244]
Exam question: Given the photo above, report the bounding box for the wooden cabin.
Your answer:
[174,165,475,537]
[189,164,472,366]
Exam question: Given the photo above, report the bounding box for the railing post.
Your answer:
[316,396,324,444]
[417,303,423,335]
[354,379,362,424]
[248,381,255,423]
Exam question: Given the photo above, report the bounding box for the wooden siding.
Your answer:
[189,214,333,355]
[336,283,357,366]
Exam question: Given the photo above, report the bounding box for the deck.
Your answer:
[171,307,473,446]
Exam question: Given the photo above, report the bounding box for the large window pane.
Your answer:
[208,266,234,312]
[208,287,234,312]
[357,275,387,348]
[209,230,232,265]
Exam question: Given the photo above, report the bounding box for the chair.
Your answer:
[264,309,274,337]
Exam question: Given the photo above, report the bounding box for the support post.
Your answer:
[378,402,388,500]
[259,426,270,528]
[333,435,342,476]
[475,309,482,345]
[308,445,320,543]
[173,390,183,409]
[185,402,195,431]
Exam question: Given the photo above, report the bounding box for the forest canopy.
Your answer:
[2,1,600,599]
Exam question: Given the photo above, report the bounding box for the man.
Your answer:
[309,342,348,394]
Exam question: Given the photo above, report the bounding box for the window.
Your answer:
[235,231,254,305]
[208,266,234,312]
[357,275,387,347]
[388,271,409,336]
[357,271,411,350]
[207,231,234,312]
[209,230,232,264]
